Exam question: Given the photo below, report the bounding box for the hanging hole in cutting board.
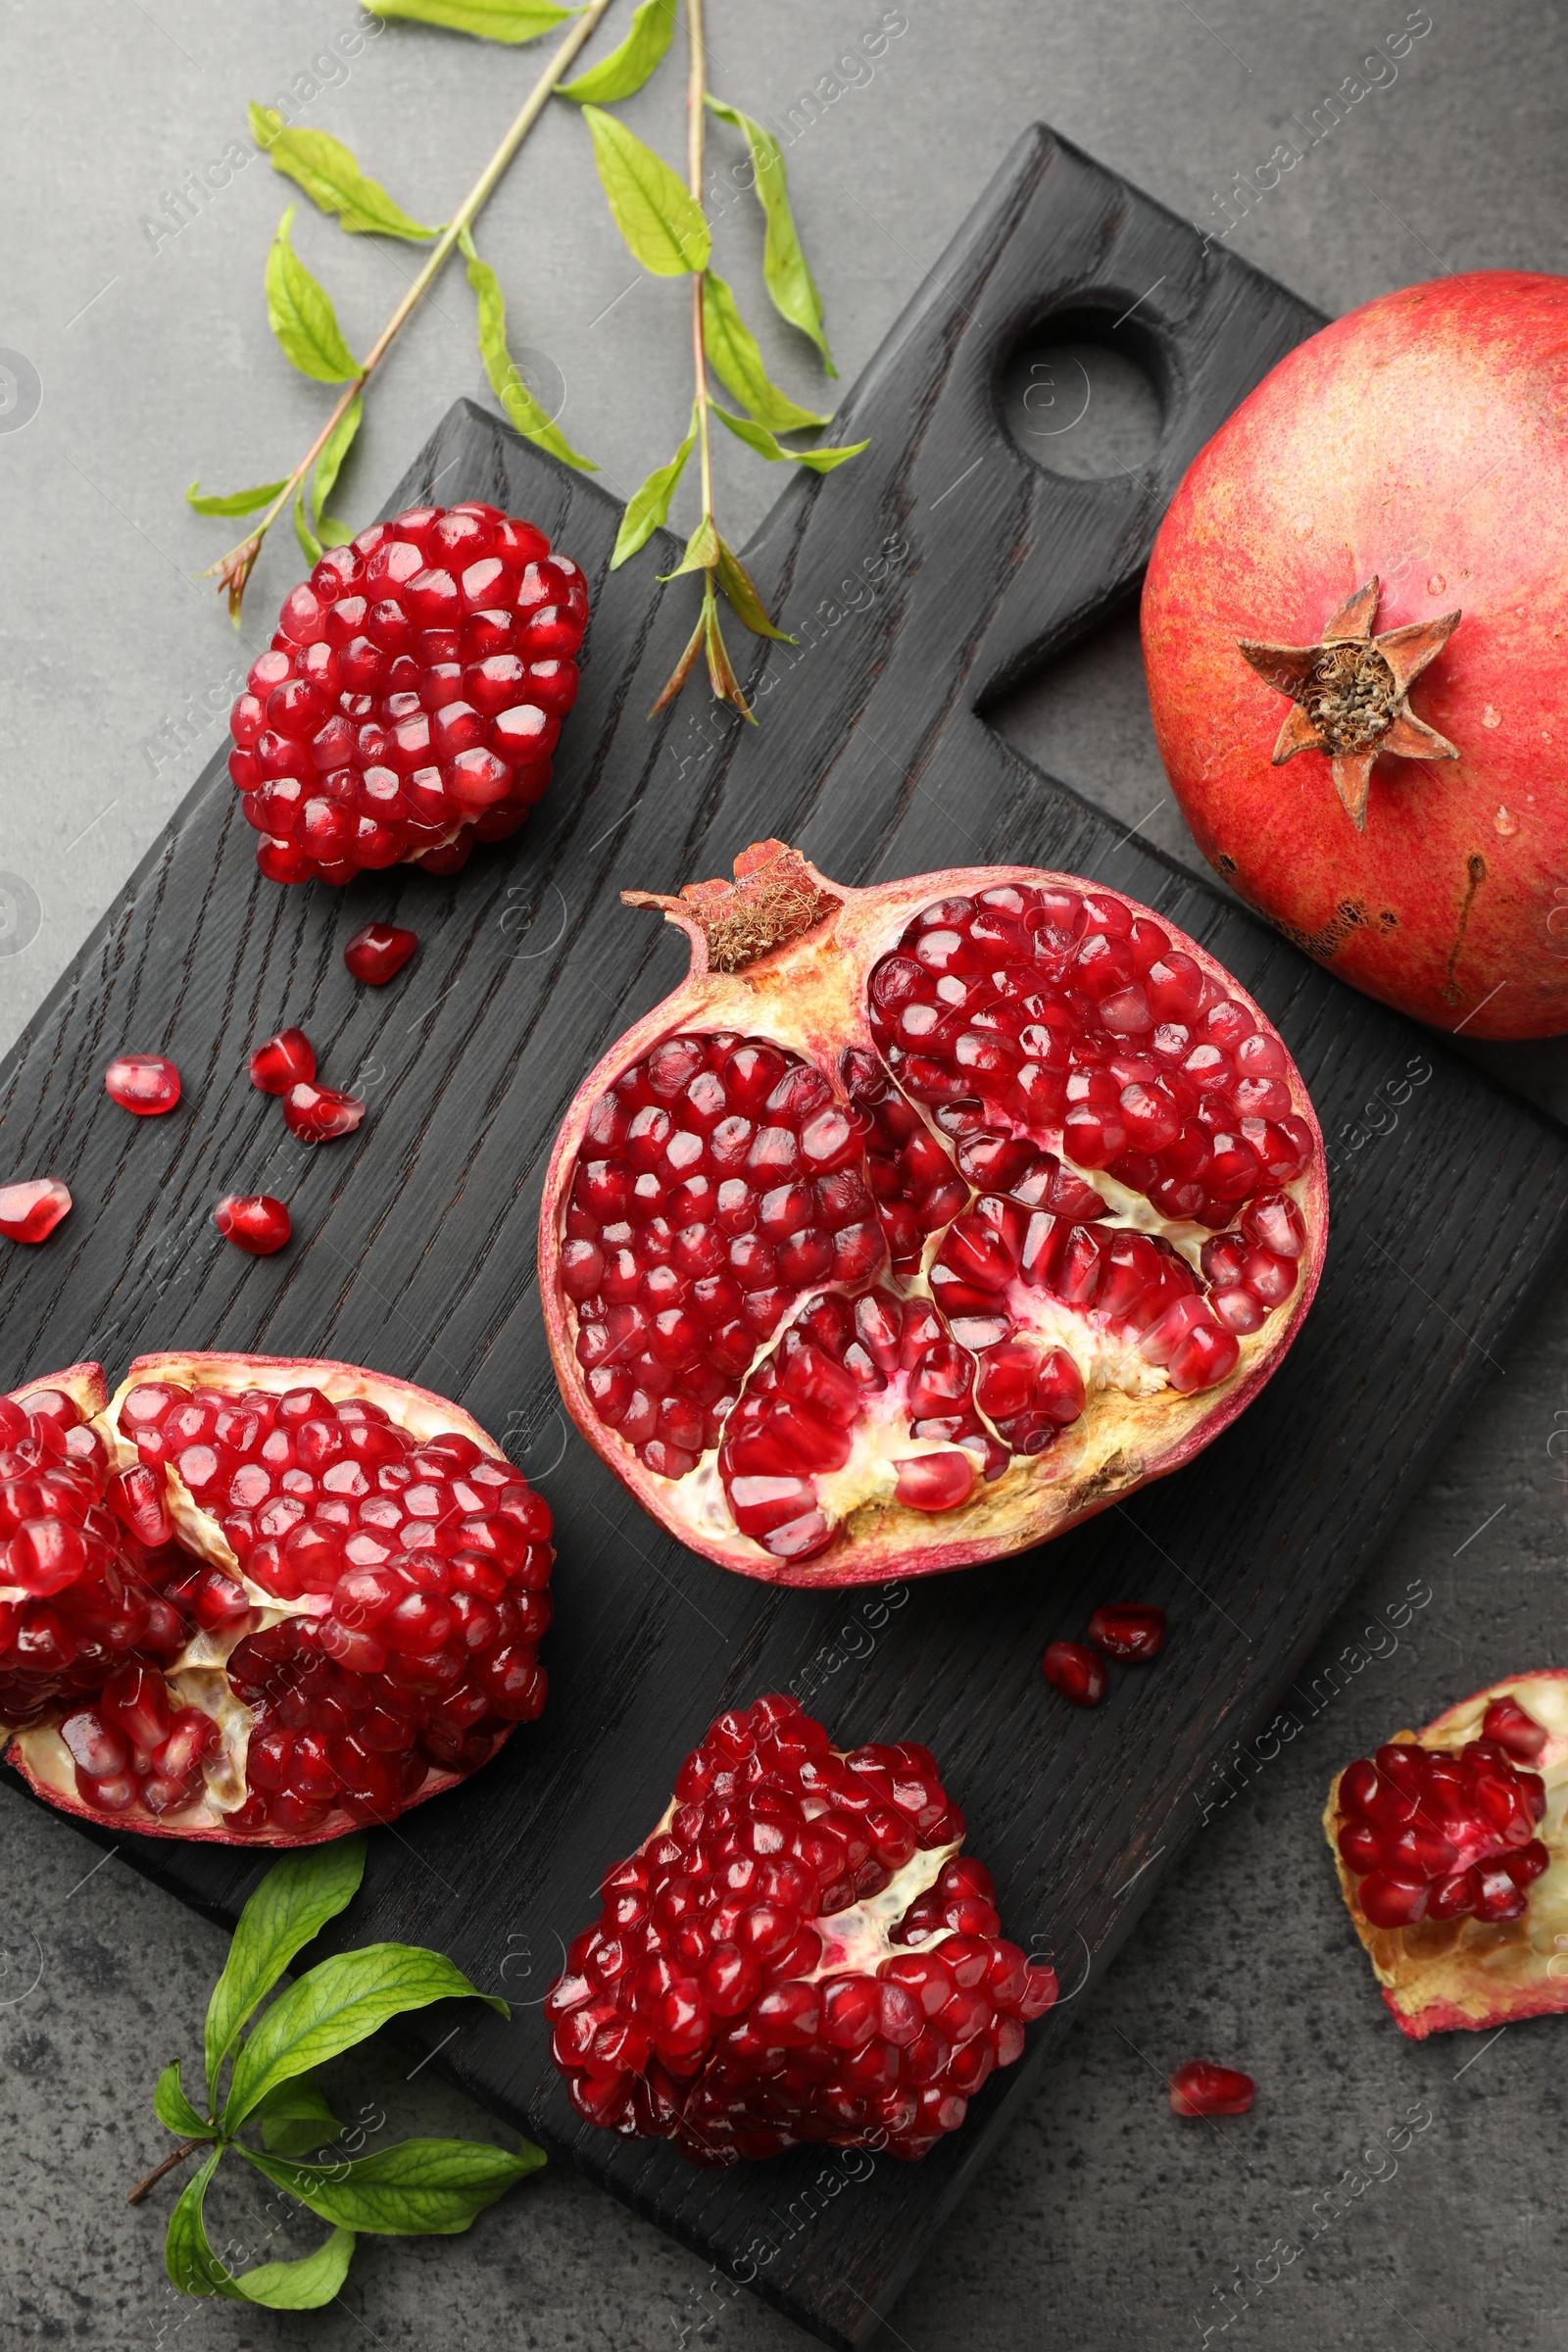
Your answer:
[999,310,1163,480]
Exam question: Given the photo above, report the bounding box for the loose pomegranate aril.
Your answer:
[215,1195,292,1254]
[1482,1695,1549,1761]
[344,921,418,985]
[548,1691,1055,2162]
[1087,1602,1166,1662]
[0,1350,552,1845]
[0,1179,72,1245]
[1042,1641,1106,1707]
[284,1082,365,1142]
[543,844,1325,1586]
[1169,2059,1254,2117]
[104,1054,181,1115]
[250,1028,317,1094]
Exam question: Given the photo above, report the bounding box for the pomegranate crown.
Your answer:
[622,840,842,974]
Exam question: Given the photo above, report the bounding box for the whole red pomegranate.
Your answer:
[0,1353,551,1842]
[540,841,1326,1584]
[1143,271,1568,1037]
[1325,1673,1568,2037]
[546,1690,1057,2163]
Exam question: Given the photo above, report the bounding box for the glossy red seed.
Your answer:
[284,1081,365,1142]
[344,921,418,985]
[1169,2059,1253,2117]
[104,1054,181,1115]
[1087,1602,1167,1662]
[250,1028,317,1094]
[1482,1695,1548,1761]
[0,1178,72,1244]
[1042,1641,1107,1707]
[215,1195,292,1255]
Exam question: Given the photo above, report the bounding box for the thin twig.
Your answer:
[127,2138,208,2205]
[687,0,713,525]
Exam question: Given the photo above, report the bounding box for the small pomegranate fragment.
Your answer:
[546,1690,1056,2162]
[105,1054,181,1116]
[1088,1602,1167,1662]
[1169,2059,1253,2116]
[284,1081,364,1142]
[1326,1674,1568,2036]
[0,1350,553,1844]
[214,1195,292,1254]
[344,921,418,985]
[250,1028,317,1094]
[0,1179,72,1245]
[1042,1641,1106,1707]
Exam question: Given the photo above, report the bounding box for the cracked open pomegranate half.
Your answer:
[1325,1673,1568,2037]
[0,1353,551,1843]
[546,1690,1056,2162]
[540,843,1326,1583]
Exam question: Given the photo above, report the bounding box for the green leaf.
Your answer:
[313,393,362,524]
[461,229,596,470]
[249,109,437,239]
[265,206,360,383]
[252,2075,342,2159]
[556,0,673,100]
[706,96,834,373]
[582,107,709,276]
[293,485,322,564]
[703,595,756,722]
[222,1943,507,2133]
[317,515,357,548]
[205,1838,365,2105]
[238,2133,544,2235]
[710,403,869,473]
[166,2149,356,2309]
[366,0,579,39]
[662,513,720,580]
[185,477,287,518]
[714,535,791,642]
[154,2060,216,2140]
[702,271,827,433]
[611,418,695,568]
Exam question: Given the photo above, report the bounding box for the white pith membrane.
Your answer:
[1325,1673,1568,2038]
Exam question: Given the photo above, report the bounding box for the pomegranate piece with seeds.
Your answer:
[1088,1602,1167,1662]
[105,1054,181,1116]
[0,1179,72,1245]
[0,1351,552,1844]
[1042,1641,1106,1707]
[546,1690,1056,2163]
[540,842,1326,1585]
[214,1195,292,1254]
[1169,2059,1253,2116]
[344,921,418,985]
[250,1028,317,1094]
[1326,1674,1568,2036]
[228,502,588,888]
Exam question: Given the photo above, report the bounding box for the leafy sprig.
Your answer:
[130,1838,541,2311]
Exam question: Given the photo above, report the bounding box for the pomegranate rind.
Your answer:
[540,856,1327,1586]
[1324,1669,1568,2037]
[1,1352,536,1847]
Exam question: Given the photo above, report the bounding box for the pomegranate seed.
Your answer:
[0,1178,72,1244]
[1087,1602,1166,1662]
[1169,2059,1253,2117]
[215,1195,292,1254]
[344,921,418,985]
[104,1054,181,1115]
[1042,1641,1106,1706]
[284,1081,364,1142]
[250,1028,316,1094]
[1482,1694,1548,1760]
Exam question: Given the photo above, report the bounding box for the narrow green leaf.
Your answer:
[238,2133,544,2236]
[223,1944,506,2133]
[366,0,578,39]
[702,271,826,433]
[714,535,792,642]
[204,1838,365,2105]
[582,107,709,276]
[556,0,673,100]
[293,485,323,564]
[706,96,834,373]
[704,596,756,722]
[662,513,720,580]
[252,2075,342,2159]
[154,2060,215,2140]
[249,109,437,239]
[166,2150,356,2310]
[312,393,363,524]
[317,515,357,548]
[461,228,596,470]
[185,477,287,518]
[265,207,360,383]
[648,601,708,715]
[611,420,695,567]
[711,403,869,473]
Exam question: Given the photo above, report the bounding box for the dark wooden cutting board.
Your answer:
[5,125,1567,2348]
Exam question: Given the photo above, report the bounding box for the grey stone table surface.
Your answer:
[3,3,1567,2348]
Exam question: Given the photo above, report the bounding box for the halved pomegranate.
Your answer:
[1325,1673,1568,2037]
[0,1353,551,1843]
[546,1690,1056,2163]
[540,842,1326,1584]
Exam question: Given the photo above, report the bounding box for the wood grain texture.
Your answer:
[4,127,1567,2348]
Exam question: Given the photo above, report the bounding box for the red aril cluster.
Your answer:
[0,1354,552,1844]
[0,1179,72,1245]
[104,1054,181,1116]
[344,921,418,985]
[227,502,588,887]
[547,1691,1056,2163]
[1169,2059,1253,2116]
[1335,1732,1549,1929]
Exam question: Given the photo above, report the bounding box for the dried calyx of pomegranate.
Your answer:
[1325,1674,1568,2037]
[227,502,588,888]
[541,842,1326,1585]
[547,1690,1056,2164]
[0,1353,552,1845]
